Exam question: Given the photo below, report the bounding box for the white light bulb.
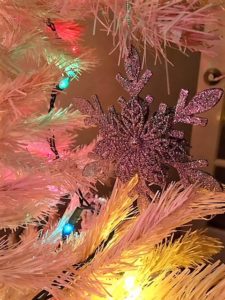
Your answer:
[125,276,135,289]
[125,287,142,300]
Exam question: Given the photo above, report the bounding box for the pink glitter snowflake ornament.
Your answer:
[75,46,224,192]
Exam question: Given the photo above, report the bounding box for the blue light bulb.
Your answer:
[62,223,75,237]
[58,77,70,90]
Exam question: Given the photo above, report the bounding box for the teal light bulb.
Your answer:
[66,70,76,78]
[58,77,70,90]
[62,223,75,237]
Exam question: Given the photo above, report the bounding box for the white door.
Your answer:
[191,9,225,179]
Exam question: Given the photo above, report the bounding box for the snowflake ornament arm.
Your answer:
[175,88,223,126]
[74,46,224,192]
[75,94,104,126]
[116,46,152,98]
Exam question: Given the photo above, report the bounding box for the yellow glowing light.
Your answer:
[125,286,142,300]
[93,274,143,300]
[124,276,142,300]
[124,276,135,289]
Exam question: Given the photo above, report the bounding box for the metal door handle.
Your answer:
[204,68,225,85]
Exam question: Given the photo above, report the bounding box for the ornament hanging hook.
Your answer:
[126,0,132,50]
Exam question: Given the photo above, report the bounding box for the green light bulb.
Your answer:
[58,77,70,90]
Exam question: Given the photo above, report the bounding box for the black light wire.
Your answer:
[33,18,130,300]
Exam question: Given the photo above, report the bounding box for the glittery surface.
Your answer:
[75,46,224,191]
[174,88,223,126]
